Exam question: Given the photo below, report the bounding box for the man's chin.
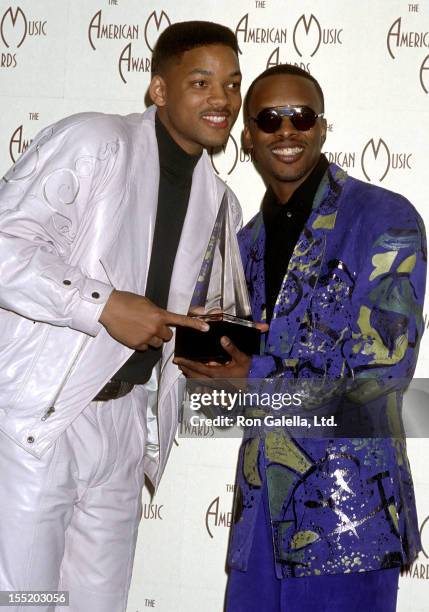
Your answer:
[271,171,305,184]
[199,130,231,150]
[271,165,311,184]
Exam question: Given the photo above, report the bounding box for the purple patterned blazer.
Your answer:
[228,164,427,578]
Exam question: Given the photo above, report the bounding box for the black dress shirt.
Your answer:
[263,154,329,322]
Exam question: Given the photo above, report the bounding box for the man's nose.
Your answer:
[275,115,297,135]
[207,84,228,107]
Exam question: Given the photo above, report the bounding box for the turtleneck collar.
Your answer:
[155,112,202,186]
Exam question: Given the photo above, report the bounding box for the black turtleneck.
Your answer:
[115,113,201,383]
[263,154,329,322]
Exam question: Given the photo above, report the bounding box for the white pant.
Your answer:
[0,384,151,612]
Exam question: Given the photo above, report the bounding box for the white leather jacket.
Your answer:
[0,105,241,486]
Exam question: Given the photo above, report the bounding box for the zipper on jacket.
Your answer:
[39,336,90,423]
[41,406,55,421]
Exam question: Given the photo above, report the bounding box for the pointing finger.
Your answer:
[165,312,210,332]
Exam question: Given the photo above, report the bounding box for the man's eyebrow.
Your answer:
[187,68,242,77]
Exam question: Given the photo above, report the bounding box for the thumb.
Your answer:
[220,336,242,360]
[255,322,269,333]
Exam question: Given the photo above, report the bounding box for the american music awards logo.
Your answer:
[235,12,342,71]
[266,46,310,71]
[386,12,429,93]
[8,123,33,163]
[235,13,286,56]
[421,54,429,93]
[210,133,240,177]
[142,503,164,520]
[205,491,234,538]
[0,5,47,69]
[420,514,429,559]
[402,513,429,580]
[292,14,343,58]
[88,8,171,84]
[178,418,215,438]
[360,138,412,183]
[222,133,411,184]
[323,151,356,171]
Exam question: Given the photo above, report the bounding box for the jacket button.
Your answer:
[63,280,71,285]
[27,436,35,444]
[92,291,100,299]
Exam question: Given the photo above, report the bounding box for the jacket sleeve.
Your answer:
[249,200,427,399]
[0,115,129,336]
[342,204,426,400]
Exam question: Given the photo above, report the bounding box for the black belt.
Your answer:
[93,379,134,402]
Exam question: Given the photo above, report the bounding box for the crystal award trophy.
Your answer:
[175,191,262,363]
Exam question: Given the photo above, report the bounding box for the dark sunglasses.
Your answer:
[249,105,324,133]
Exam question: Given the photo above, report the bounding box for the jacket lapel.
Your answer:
[99,107,160,295]
[160,154,225,398]
[241,213,267,323]
[266,165,348,357]
[166,153,220,317]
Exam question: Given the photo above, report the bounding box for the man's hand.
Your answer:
[174,336,252,379]
[99,289,209,350]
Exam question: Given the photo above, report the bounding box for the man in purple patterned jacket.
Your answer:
[175,65,426,611]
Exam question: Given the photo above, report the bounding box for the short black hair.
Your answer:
[244,64,325,120]
[151,21,239,76]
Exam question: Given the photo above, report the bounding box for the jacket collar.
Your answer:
[252,164,348,356]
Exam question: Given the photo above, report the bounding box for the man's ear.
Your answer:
[149,75,167,107]
[242,123,253,152]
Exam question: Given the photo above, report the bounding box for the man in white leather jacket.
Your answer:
[0,21,242,611]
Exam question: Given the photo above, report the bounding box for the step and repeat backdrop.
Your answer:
[0,1,428,610]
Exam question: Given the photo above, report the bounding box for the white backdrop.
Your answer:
[0,1,428,611]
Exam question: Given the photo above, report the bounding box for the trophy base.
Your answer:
[175,313,261,363]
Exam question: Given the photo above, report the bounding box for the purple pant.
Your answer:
[226,484,400,612]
